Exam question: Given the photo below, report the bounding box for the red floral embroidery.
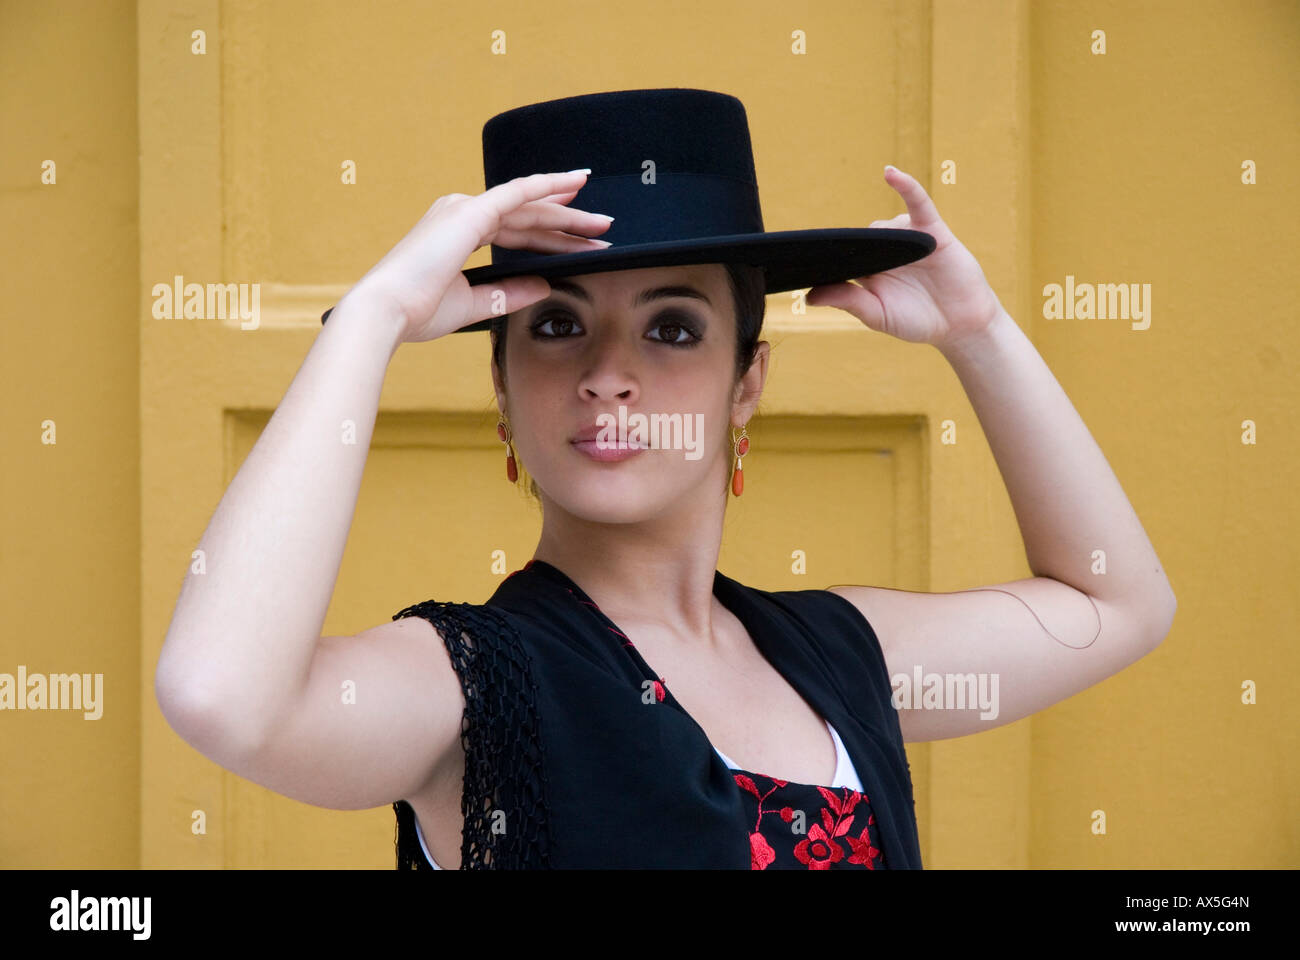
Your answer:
[749,831,776,870]
[733,773,885,870]
[794,824,844,868]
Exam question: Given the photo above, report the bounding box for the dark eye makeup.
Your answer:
[528,309,703,347]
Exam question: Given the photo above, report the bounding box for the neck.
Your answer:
[530,493,729,645]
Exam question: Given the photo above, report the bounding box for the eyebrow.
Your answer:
[545,278,714,310]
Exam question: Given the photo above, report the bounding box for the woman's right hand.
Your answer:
[338,170,613,344]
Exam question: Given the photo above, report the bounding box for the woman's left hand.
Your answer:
[805,166,1005,351]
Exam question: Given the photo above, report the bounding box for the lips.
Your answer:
[569,417,647,462]
[571,436,647,450]
[569,420,644,445]
[571,438,647,462]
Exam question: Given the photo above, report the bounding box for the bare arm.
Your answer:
[829,308,1175,742]
[937,306,1176,619]
[809,167,1173,742]
[155,293,406,753]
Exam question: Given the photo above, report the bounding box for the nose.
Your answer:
[577,327,640,404]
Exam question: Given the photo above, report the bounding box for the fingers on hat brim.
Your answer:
[465,275,552,327]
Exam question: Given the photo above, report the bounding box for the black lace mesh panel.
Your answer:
[389,600,551,870]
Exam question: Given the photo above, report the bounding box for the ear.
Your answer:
[489,329,507,412]
[731,340,770,424]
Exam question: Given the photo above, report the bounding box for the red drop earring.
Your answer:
[497,416,518,483]
[730,425,750,496]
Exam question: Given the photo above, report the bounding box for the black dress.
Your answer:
[390,559,922,869]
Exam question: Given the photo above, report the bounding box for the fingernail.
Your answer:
[595,213,615,221]
[567,167,592,174]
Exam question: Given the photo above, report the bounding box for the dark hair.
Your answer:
[490,261,767,500]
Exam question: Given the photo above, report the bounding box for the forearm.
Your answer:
[155,292,405,747]
[937,307,1176,622]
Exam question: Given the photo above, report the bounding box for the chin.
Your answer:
[539,463,680,523]
[552,476,660,523]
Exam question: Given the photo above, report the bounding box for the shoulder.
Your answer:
[390,595,603,685]
[763,580,881,630]
[824,583,914,660]
[823,584,878,626]
[393,596,522,633]
[739,579,889,666]
[389,599,535,673]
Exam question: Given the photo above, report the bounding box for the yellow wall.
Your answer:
[1,0,142,867]
[2,0,1295,869]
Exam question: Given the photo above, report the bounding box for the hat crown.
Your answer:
[481,88,765,262]
[483,88,758,188]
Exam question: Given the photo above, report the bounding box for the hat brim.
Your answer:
[320,227,934,331]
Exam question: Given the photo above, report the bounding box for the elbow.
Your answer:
[154,655,264,764]
[154,663,203,740]
[155,637,237,734]
[154,667,215,749]
[153,647,210,733]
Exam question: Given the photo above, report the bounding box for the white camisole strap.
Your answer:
[712,718,865,793]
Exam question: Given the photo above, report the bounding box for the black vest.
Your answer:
[391,559,923,869]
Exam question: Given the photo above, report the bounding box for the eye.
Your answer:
[646,312,703,347]
[530,311,583,339]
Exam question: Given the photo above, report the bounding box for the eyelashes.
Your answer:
[529,310,703,348]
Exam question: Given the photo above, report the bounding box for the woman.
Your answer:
[155,89,1176,871]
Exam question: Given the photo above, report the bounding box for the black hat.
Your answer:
[322,88,934,332]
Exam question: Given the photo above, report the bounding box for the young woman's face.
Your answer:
[492,263,764,523]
